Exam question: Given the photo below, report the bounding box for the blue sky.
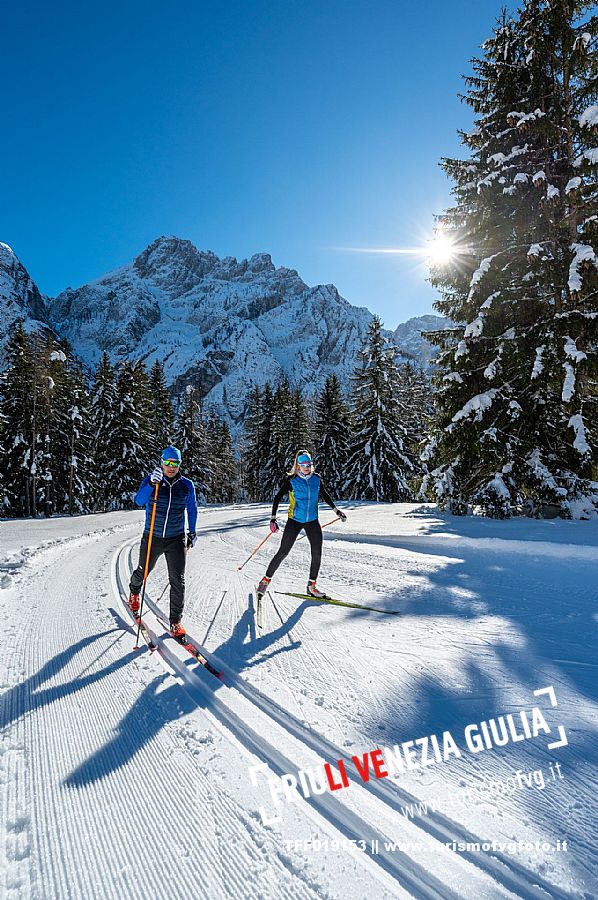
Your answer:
[2,0,506,328]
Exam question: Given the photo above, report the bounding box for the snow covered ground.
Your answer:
[1,503,597,899]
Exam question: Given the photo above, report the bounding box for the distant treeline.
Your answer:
[0,318,430,517]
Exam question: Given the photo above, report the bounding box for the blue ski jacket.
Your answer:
[135,472,198,538]
[271,473,336,524]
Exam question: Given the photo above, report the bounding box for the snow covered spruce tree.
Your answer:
[242,383,275,500]
[148,360,175,457]
[345,316,415,501]
[205,409,238,502]
[395,361,431,483]
[263,379,310,495]
[44,344,94,516]
[109,361,152,509]
[90,353,120,510]
[0,324,37,515]
[313,374,352,491]
[175,385,211,502]
[426,3,598,517]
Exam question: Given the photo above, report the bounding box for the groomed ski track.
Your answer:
[2,504,596,899]
[115,542,550,900]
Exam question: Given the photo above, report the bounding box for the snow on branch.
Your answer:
[579,105,598,129]
[531,345,545,379]
[452,388,499,423]
[565,177,582,194]
[454,340,469,360]
[569,243,597,293]
[568,414,590,456]
[464,316,484,338]
[564,335,587,364]
[527,449,567,497]
[573,148,598,168]
[562,362,576,402]
[443,372,464,384]
[467,255,496,301]
[506,110,545,127]
[486,473,511,499]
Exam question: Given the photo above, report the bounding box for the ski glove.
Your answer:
[269,518,279,533]
[335,508,347,522]
[150,466,163,484]
[186,532,197,549]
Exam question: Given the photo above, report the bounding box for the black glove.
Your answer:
[335,508,347,522]
[186,532,197,549]
[269,518,280,533]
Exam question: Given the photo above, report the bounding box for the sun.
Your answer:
[425,232,456,266]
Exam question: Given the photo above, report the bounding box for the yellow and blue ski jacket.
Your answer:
[271,474,336,524]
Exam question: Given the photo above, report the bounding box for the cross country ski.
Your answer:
[274,591,400,615]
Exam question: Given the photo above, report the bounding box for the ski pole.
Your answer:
[297,516,340,541]
[134,481,159,649]
[237,531,273,571]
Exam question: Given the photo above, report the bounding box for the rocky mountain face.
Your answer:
[46,236,376,425]
[393,314,455,369]
[0,237,451,427]
[0,242,49,360]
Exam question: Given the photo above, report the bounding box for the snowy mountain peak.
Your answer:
[133,236,220,296]
[0,243,48,353]
[247,252,275,273]
[0,237,452,427]
[394,314,457,367]
[0,241,18,264]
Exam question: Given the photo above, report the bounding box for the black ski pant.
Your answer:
[130,532,186,623]
[266,518,322,582]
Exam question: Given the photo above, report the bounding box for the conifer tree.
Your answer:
[176,385,211,502]
[313,374,352,491]
[345,317,414,501]
[49,351,95,515]
[205,409,238,502]
[396,362,431,485]
[28,333,55,517]
[242,383,277,500]
[264,379,310,492]
[426,2,597,517]
[242,385,263,501]
[148,360,175,456]
[110,361,149,509]
[90,353,119,510]
[0,323,35,515]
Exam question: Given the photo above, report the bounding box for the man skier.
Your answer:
[129,446,198,636]
[256,449,346,600]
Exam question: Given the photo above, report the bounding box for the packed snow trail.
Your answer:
[1,518,400,899]
[115,543,528,899]
[1,504,597,899]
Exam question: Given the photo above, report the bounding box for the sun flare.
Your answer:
[425,233,457,266]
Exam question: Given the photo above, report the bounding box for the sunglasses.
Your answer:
[162,460,180,468]
[298,461,312,468]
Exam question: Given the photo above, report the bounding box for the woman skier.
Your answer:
[256,450,347,599]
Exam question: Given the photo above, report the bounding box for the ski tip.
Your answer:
[133,644,140,650]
